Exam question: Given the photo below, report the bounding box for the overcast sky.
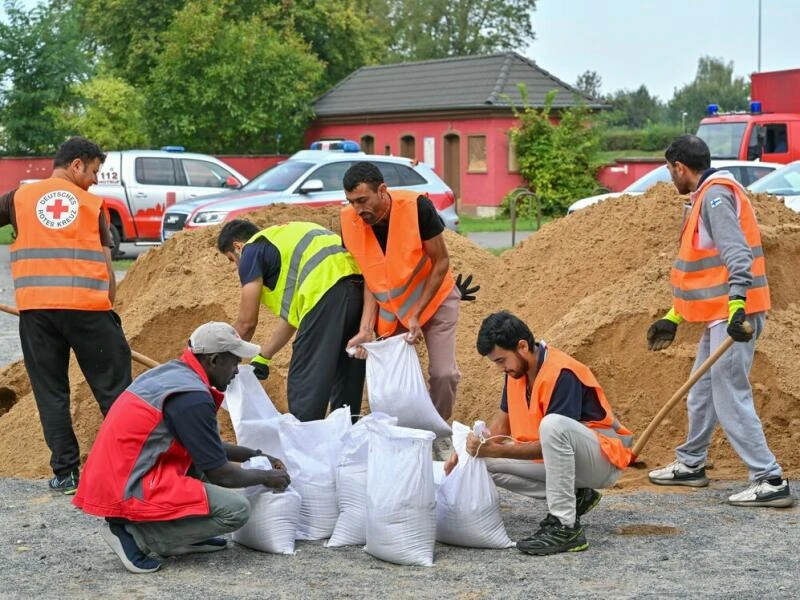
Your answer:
[2,0,797,103]
[529,0,799,100]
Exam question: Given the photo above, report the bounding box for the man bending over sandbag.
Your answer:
[444,311,634,555]
[73,322,290,574]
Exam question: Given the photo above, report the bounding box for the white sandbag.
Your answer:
[232,457,301,555]
[362,335,451,437]
[365,423,436,566]
[328,413,397,548]
[432,461,446,494]
[435,422,514,549]
[279,407,352,540]
[222,365,281,426]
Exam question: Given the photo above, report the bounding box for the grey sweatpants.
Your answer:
[127,483,251,557]
[485,414,621,527]
[676,313,782,480]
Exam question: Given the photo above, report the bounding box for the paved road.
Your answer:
[0,244,147,368]
[464,230,534,249]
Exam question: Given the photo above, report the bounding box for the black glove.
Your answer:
[647,319,677,351]
[727,308,753,342]
[251,354,270,380]
[455,273,480,301]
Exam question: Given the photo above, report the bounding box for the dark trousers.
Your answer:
[287,277,366,422]
[19,309,132,476]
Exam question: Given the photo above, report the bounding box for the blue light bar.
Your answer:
[161,145,185,153]
[750,100,762,114]
[309,140,361,152]
[707,104,719,116]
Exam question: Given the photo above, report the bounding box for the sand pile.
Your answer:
[1,190,799,485]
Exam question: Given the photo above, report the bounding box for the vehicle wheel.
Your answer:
[109,223,123,259]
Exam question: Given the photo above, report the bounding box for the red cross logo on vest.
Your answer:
[36,190,79,229]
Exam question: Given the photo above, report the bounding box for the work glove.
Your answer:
[647,307,683,351]
[727,296,753,342]
[455,273,480,301]
[251,354,270,380]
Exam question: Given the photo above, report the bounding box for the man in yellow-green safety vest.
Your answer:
[218,220,365,421]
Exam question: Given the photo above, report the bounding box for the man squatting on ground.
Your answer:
[0,136,132,495]
[218,219,366,422]
[341,161,479,457]
[646,134,792,507]
[445,311,635,555]
[73,322,291,574]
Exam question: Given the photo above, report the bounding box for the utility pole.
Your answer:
[757,0,762,72]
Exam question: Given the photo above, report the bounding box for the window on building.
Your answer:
[508,135,519,173]
[361,135,375,154]
[467,135,488,173]
[400,135,416,159]
[384,145,391,155]
[135,158,177,185]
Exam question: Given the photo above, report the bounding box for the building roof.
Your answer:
[313,52,602,117]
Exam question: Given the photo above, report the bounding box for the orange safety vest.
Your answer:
[341,190,454,336]
[670,177,770,322]
[506,345,634,469]
[10,178,111,311]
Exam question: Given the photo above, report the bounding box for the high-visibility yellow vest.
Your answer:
[246,222,360,328]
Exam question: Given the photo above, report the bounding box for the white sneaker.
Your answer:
[728,479,794,508]
[648,460,709,487]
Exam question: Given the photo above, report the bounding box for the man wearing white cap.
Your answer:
[73,322,291,574]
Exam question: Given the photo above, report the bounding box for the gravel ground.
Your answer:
[0,478,797,599]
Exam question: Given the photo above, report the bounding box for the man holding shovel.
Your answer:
[646,134,792,507]
[0,137,131,495]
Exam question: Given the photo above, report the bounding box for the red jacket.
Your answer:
[73,349,223,521]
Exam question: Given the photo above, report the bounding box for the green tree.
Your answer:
[668,56,749,129]
[146,0,324,153]
[55,76,151,149]
[0,1,91,154]
[575,70,602,99]
[510,87,602,215]
[379,0,537,61]
[603,85,664,128]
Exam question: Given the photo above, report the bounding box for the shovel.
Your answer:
[630,321,753,461]
[0,303,159,369]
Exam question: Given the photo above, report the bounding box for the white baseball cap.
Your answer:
[188,322,260,359]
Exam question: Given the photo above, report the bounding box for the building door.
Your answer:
[400,135,416,159]
[443,133,461,200]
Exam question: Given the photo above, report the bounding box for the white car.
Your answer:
[567,160,782,214]
[747,160,800,212]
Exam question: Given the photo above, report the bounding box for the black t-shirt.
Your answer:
[237,238,281,289]
[345,194,445,254]
[162,390,228,473]
[500,347,606,423]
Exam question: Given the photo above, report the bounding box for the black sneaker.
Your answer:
[575,488,601,517]
[48,470,79,495]
[100,523,162,574]
[517,514,589,556]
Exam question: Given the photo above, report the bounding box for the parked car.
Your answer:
[91,149,248,256]
[567,160,782,214]
[161,150,458,241]
[747,160,800,212]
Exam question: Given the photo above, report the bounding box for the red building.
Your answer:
[305,52,600,214]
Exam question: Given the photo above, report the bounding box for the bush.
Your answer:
[510,87,603,215]
[601,123,683,152]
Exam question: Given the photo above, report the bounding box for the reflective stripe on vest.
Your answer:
[246,222,360,328]
[506,345,634,469]
[340,191,454,337]
[10,179,110,311]
[670,176,770,322]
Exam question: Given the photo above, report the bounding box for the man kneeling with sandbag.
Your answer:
[444,311,634,555]
[73,323,290,573]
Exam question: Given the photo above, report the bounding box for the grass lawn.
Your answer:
[112,259,135,271]
[488,247,511,256]
[0,225,13,244]
[458,214,550,233]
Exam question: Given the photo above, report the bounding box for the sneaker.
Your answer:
[728,479,794,508]
[165,536,229,556]
[49,470,79,495]
[517,514,589,556]
[100,523,162,574]
[575,488,602,517]
[432,437,454,461]
[648,460,709,487]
